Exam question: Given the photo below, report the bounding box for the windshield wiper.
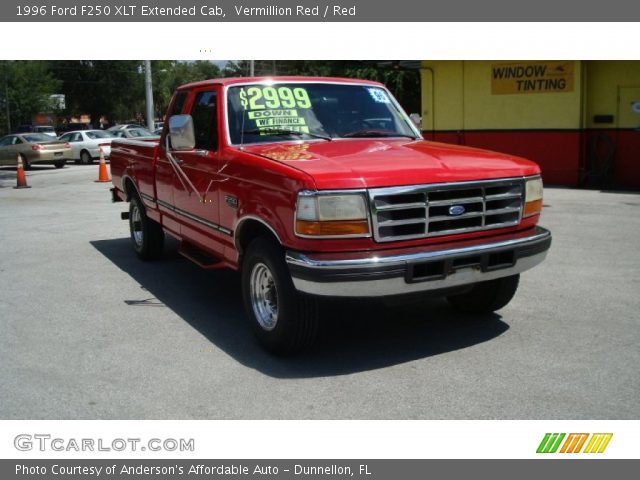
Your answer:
[342,130,418,140]
[242,128,332,141]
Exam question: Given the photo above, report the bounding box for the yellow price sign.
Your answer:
[239,86,312,110]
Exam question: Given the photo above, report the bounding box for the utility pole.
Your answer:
[144,60,154,131]
[249,60,255,76]
[4,61,10,133]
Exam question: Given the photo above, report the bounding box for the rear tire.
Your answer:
[241,236,319,354]
[20,154,31,170]
[129,194,164,260]
[447,274,520,314]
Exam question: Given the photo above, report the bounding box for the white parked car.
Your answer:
[58,130,115,164]
[33,126,58,137]
[107,124,145,133]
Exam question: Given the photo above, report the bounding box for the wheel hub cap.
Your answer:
[131,205,143,247]
[249,263,279,331]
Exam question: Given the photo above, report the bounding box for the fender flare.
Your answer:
[234,215,283,254]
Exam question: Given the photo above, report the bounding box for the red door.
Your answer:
[155,90,189,236]
[170,87,227,253]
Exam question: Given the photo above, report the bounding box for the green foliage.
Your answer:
[50,60,144,127]
[0,61,62,135]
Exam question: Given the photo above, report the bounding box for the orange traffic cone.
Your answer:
[95,148,111,183]
[14,155,31,189]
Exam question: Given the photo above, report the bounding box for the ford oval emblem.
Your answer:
[448,205,466,216]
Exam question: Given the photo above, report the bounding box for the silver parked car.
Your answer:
[58,130,115,164]
[0,133,71,169]
[109,127,160,140]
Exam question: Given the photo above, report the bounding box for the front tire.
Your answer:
[241,237,319,354]
[129,195,164,260]
[80,150,92,164]
[447,274,520,314]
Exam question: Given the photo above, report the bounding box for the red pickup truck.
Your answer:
[110,76,551,353]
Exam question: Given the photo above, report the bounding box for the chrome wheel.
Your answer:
[131,202,143,248]
[249,262,279,331]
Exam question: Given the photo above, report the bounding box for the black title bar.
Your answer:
[4,0,640,21]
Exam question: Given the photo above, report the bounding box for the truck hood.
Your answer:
[242,139,540,189]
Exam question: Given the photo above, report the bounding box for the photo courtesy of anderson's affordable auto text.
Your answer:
[0,1,639,479]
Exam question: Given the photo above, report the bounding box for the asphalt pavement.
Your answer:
[0,164,638,419]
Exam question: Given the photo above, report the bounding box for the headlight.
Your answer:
[524,176,543,217]
[295,191,370,237]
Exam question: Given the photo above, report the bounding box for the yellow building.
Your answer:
[420,61,640,188]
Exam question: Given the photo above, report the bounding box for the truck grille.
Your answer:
[369,178,524,242]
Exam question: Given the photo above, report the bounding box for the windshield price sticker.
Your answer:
[368,87,390,103]
[254,117,307,127]
[240,86,312,110]
[240,86,312,135]
[258,125,310,134]
[247,109,299,119]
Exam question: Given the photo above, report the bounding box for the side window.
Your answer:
[59,134,70,142]
[0,136,11,146]
[191,91,218,151]
[12,137,21,145]
[171,91,188,117]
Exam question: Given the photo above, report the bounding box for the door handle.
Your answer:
[174,158,184,165]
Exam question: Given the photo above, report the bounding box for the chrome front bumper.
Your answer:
[286,226,551,297]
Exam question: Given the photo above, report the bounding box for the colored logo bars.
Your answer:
[536,433,613,454]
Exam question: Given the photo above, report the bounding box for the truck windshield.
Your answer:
[226,82,418,144]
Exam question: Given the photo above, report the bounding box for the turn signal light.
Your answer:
[524,176,543,218]
[524,199,543,217]
[295,220,370,237]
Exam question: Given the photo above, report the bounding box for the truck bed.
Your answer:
[110,138,160,203]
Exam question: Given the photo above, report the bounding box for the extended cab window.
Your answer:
[191,91,218,151]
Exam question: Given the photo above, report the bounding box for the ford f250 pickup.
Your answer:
[110,76,551,353]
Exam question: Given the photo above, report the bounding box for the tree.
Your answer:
[51,61,144,127]
[0,61,61,135]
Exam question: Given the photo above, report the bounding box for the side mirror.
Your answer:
[409,113,422,130]
[168,114,195,150]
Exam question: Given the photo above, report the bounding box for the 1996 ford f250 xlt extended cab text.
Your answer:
[110,76,551,353]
